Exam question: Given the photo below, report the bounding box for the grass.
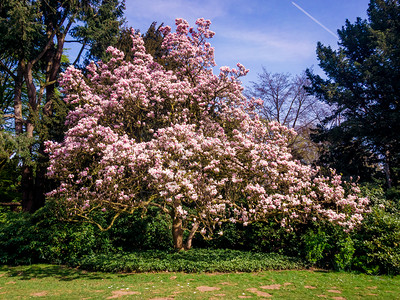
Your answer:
[1,264,400,299]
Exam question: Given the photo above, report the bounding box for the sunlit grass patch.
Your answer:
[1,264,400,299]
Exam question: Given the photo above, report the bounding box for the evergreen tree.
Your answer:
[307,0,400,188]
[0,0,125,212]
[112,22,168,66]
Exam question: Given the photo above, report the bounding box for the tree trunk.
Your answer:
[14,64,24,135]
[21,62,38,213]
[29,35,64,214]
[45,33,64,115]
[171,213,200,251]
[172,215,184,251]
[384,149,392,189]
[184,222,199,250]
[33,142,47,212]
[21,165,34,212]
[13,63,37,212]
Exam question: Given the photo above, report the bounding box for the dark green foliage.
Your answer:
[244,222,301,255]
[190,183,400,275]
[0,58,15,116]
[0,0,126,212]
[295,184,400,274]
[352,208,400,275]
[300,225,356,271]
[0,159,20,203]
[307,0,400,188]
[71,0,126,65]
[0,0,42,60]
[0,204,306,272]
[0,203,174,265]
[72,249,305,273]
[112,22,168,66]
[107,208,173,251]
[0,205,114,265]
[386,186,400,209]
[1,185,400,275]
[310,124,380,183]
[0,211,36,264]
[193,221,301,256]
[0,123,20,203]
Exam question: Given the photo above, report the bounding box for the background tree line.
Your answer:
[247,0,400,194]
[0,0,166,212]
[0,0,399,275]
[2,0,399,211]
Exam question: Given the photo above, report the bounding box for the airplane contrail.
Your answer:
[292,1,338,39]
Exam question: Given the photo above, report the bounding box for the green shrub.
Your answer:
[0,204,114,265]
[73,249,306,273]
[297,223,358,271]
[0,159,21,204]
[352,208,400,275]
[0,211,38,264]
[1,182,399,276]
[361,183,399,213]
[301,227,329,265]
[333,236,355,271]
[108,208,173,251]
[385,186,400,212]
[0,203,174,265]
[193,220,302,256]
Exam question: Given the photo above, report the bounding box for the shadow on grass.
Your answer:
[0,264,111,281]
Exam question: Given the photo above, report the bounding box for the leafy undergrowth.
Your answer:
[71,249,306,273]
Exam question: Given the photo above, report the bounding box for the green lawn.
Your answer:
[0,264,399,299]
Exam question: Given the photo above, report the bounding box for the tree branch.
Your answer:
[0,60,16,80]
[2,114,15,119]
[0,202,21,207]
[73,43,87,66]
[65,39,85,43]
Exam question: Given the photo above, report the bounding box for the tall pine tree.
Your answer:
[307,0,400,188]
[0,0,125,211]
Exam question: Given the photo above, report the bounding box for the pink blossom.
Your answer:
[45,17,369,235]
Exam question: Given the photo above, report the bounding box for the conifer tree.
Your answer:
[307,0,400,188]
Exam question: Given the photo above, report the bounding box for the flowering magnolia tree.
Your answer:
[45,18,370,250]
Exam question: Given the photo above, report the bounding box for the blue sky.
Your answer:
[124,0,370,86]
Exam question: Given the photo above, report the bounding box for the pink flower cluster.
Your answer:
[46,18,369,233]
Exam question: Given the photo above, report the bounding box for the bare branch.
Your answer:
[0,202,21,207]
[2,114,15,119]
[31,31,56,66]
[73,43,87,66]
[0,60,16,80]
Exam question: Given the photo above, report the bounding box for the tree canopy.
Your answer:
[46,18,370,250]
[0,0,125,211]
[307,0,400,188]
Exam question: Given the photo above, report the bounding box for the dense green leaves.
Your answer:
[307,0,400,187]
[69,250,305,273]
[1,183,399,275]
[71,0,126,65]
[0,0,126,211]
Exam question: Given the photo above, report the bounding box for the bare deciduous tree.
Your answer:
[246,67,330,164]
